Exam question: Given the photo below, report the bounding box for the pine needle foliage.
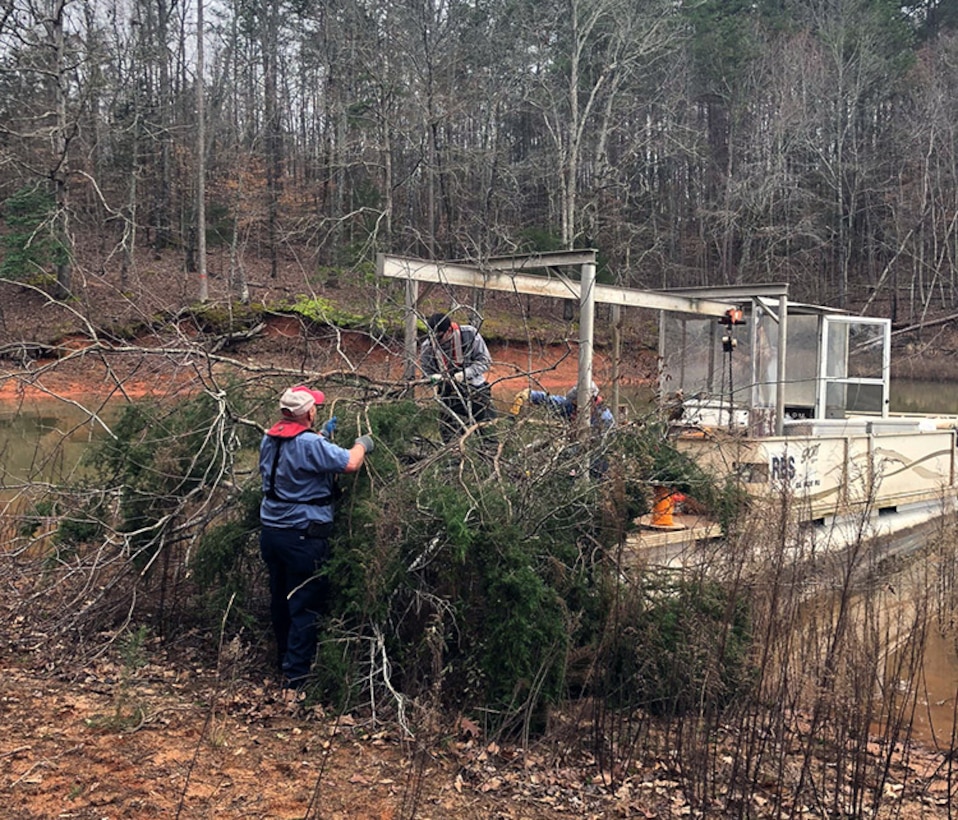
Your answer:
[190,484,262,627]
[312,400,750,735]
[46,385,752,736]
[1,186,68,281]
[78,382,263,615]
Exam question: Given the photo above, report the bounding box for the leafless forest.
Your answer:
[1,0,957,322]
[6,4,958,818]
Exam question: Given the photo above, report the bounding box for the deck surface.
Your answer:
[627,514,722,568]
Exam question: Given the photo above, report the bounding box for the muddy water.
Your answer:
[892,379,958,415]
[907,626,958,748]
[863,562,958,750]
[0,398,112,487]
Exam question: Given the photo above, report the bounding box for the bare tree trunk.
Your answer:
[196,0,208,302]
[50,0,72,298]
[263,0,281,279]
[379,49,394,249]
[229,214,249,304]
[332,63,347,272]
[81,2,106,263]
[121,112,139,292]
[154,0,172,255]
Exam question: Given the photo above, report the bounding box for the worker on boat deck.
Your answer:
[511,380,615,478]
[510,380,615,432]
[419,312,496,442]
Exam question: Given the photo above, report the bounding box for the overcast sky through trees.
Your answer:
[0,0,957,321]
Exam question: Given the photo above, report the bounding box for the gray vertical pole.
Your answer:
[658,310,666,411]
[612,304,622,420]
[404,278,419,381]
[578,262,596,440]
[881,319,891,418]
[776,293,787,435]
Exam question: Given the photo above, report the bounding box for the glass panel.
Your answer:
[825,382,846,418]
[723,318,752,407]
[846,323,885,379]
[660,312,753,407]
[826,322,848,378]
[844,382,884,414]
[783,315,819,411]
[661,315,714,396]
[824,381,884,417]
[753,308,778,407]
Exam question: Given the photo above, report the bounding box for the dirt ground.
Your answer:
[2,611,955,820]
[0,648,641,819]
[2,630,688,820]
[1,249,956,818]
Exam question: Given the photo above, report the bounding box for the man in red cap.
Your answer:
[259,385,374,692]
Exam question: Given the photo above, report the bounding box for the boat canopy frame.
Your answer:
[377,252,889,437]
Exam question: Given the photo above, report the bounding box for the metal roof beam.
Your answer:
[378,254,740,318]
[458,250,599,270]
[664,283,790,300]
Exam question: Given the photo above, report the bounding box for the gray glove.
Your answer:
[355,435,374,453]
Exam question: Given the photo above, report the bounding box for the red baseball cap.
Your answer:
[279,385,325,417]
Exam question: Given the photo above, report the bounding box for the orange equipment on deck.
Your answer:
[646,485,686,530]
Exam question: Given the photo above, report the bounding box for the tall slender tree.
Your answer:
[197,0,209,302]
[49,0,74,297]
[262,0,282,278]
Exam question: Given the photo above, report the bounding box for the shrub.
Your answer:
[309,402,734,735]
[189,485,262,629]
[286,295,364,328]
[1,186,68,281]
[309,401,609,730]
[39,379,751,737]
[83,382,262,573]
[601,577,755,717]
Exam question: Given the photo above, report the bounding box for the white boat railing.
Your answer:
[674,422,958,524]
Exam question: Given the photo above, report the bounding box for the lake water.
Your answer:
[0,398,113,487]
[890,379,958,415]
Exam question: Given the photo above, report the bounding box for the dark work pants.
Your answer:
[260,526,331,688]
[438,382,496,442]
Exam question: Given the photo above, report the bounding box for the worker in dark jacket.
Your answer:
[420,312,496,441]
[259,384,373,691]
